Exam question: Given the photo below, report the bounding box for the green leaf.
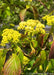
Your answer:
[19,9,27,21]
[0,49,6,74]
[51,59,54,67]
[31,40,38,48]
[45,61,52,72]
[47,5,50,9]
[45,59,54,72]
[40,50,46,64]
[29,59,35,67]
[32,6,39,19]
[4,54,21,75]
[39,5,44,10]
[17,47,24,65]
[32,50,46,68]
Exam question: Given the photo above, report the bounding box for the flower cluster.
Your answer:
[42,15,54,25]
[1,29,21,46]
[18,19,45,36]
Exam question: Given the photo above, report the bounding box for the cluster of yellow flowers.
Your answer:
[24,0,32,2]
[42,15,54,25]
[18,19,45,35]
[1,29,21,46]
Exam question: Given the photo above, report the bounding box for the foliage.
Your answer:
[0,14,54,74]
[0,0,54,24]
[0,49,7,75]
[0,0,54,75]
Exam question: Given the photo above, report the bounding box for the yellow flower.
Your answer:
[40,28,45,34]
[42,15,49,21]
[1,29,21,46]
[42,15,54,25]
[17,19,45,35]
[36,23,45,28]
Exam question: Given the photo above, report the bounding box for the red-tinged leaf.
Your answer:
[32,6,39,19]
[41,34,45,47]
[49,40,54,59]
[19,9,27,21]
[4,54,21,75]
[37,34,45,48]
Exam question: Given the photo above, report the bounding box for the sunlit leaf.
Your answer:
[19,9,27,21]
[39,65,43,71]
[31,40,38,48]
[23,56,30,65]
[29,59,35,67]
[26,5,30,9]
[17,47,24,65]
